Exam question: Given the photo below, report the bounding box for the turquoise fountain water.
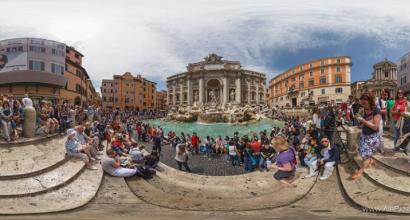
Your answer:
[143,119,284,138]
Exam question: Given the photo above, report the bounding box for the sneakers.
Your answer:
[319,176,330,180]
[87,165,98,170]
[304,172,318,178]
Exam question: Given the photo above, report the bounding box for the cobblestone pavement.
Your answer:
[142,141,247,176]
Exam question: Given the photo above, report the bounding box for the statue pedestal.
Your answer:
[23,106,36,138]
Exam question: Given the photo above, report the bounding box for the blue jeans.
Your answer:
[244,157,253,172]
[393,123,400,147]
[230,154,239,166]
[304,156,317,167]
[206,145,212,159]
[259,156,268,170]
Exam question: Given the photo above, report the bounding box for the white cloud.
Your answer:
[1,0,410,91]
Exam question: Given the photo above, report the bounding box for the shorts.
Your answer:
[274,170,295,181]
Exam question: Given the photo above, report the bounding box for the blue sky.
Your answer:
[1,0,410,91]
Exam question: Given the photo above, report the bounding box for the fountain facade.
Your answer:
[166,53,268,123]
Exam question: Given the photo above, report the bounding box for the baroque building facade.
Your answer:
[166,54,266,108]
[351,59,397,99]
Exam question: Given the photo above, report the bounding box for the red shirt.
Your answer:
[393,99,407,121]
[191,135,199,146]
[250,141,262,153]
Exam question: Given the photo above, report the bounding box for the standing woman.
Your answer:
[175,143,191,172]
[391,90,407,148]
[351,92,381,180]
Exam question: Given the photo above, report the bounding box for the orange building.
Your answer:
[155,90,167,111]
[101,72,157,111]
[268,56,352,108]
[60,46,100,106]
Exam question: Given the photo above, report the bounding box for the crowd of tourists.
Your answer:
[2,90,410,187]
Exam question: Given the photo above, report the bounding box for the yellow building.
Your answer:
[101,72,157,111]
[268,56,352,108]
[0,37,99,106]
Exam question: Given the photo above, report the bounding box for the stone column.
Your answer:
[23,106,36,138]
[235,78,241,103]
[223,77,228,106]
[180,81,184,105]
[247,80,251,104]
[172,84,176,106]
[256,81,260,104]
[199,77,204,104]
[187,78,192,105]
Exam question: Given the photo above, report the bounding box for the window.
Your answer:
[51,63,64,74]
[320,68,325,75]
[385,72,388,78]
[321,89,325,94]
[6,46,23,52]
[299,82,304,89]
[292,77,296,82]
[299,74,304,80]
[52,49,64,57]
[76,70,82,78]
[309,63,313,68]
[337,59,341,63]
[103,97,106,102]
[299,66,303,71]
[31,39,44,45]
[29,46,45,53]
[320,77,326,84]
[320,60,325,66]
[29,60,45,71]
[75,53,80,59]
[308,79,314,86]
[336,66,341,73]
[335,75,342,83]
[335,88,343,94]
[309,70,313,77]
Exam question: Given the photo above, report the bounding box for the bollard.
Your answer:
[345,126,361,159]
[23,106,36,138]
[70,109,76,127]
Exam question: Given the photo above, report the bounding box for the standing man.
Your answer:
[191,132,200,155]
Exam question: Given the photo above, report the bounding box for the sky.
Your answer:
[1,0,410,92]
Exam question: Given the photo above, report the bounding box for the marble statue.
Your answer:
[229,90,235,102]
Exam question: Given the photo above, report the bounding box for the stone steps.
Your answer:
[0,158,85,197]
[126,163,317,211]
[353,157,410,195]
[337,162,410,214]
[372,153,410,176]
[0,165,103,214]
[0,136,68,179]
[0,133,60,147]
